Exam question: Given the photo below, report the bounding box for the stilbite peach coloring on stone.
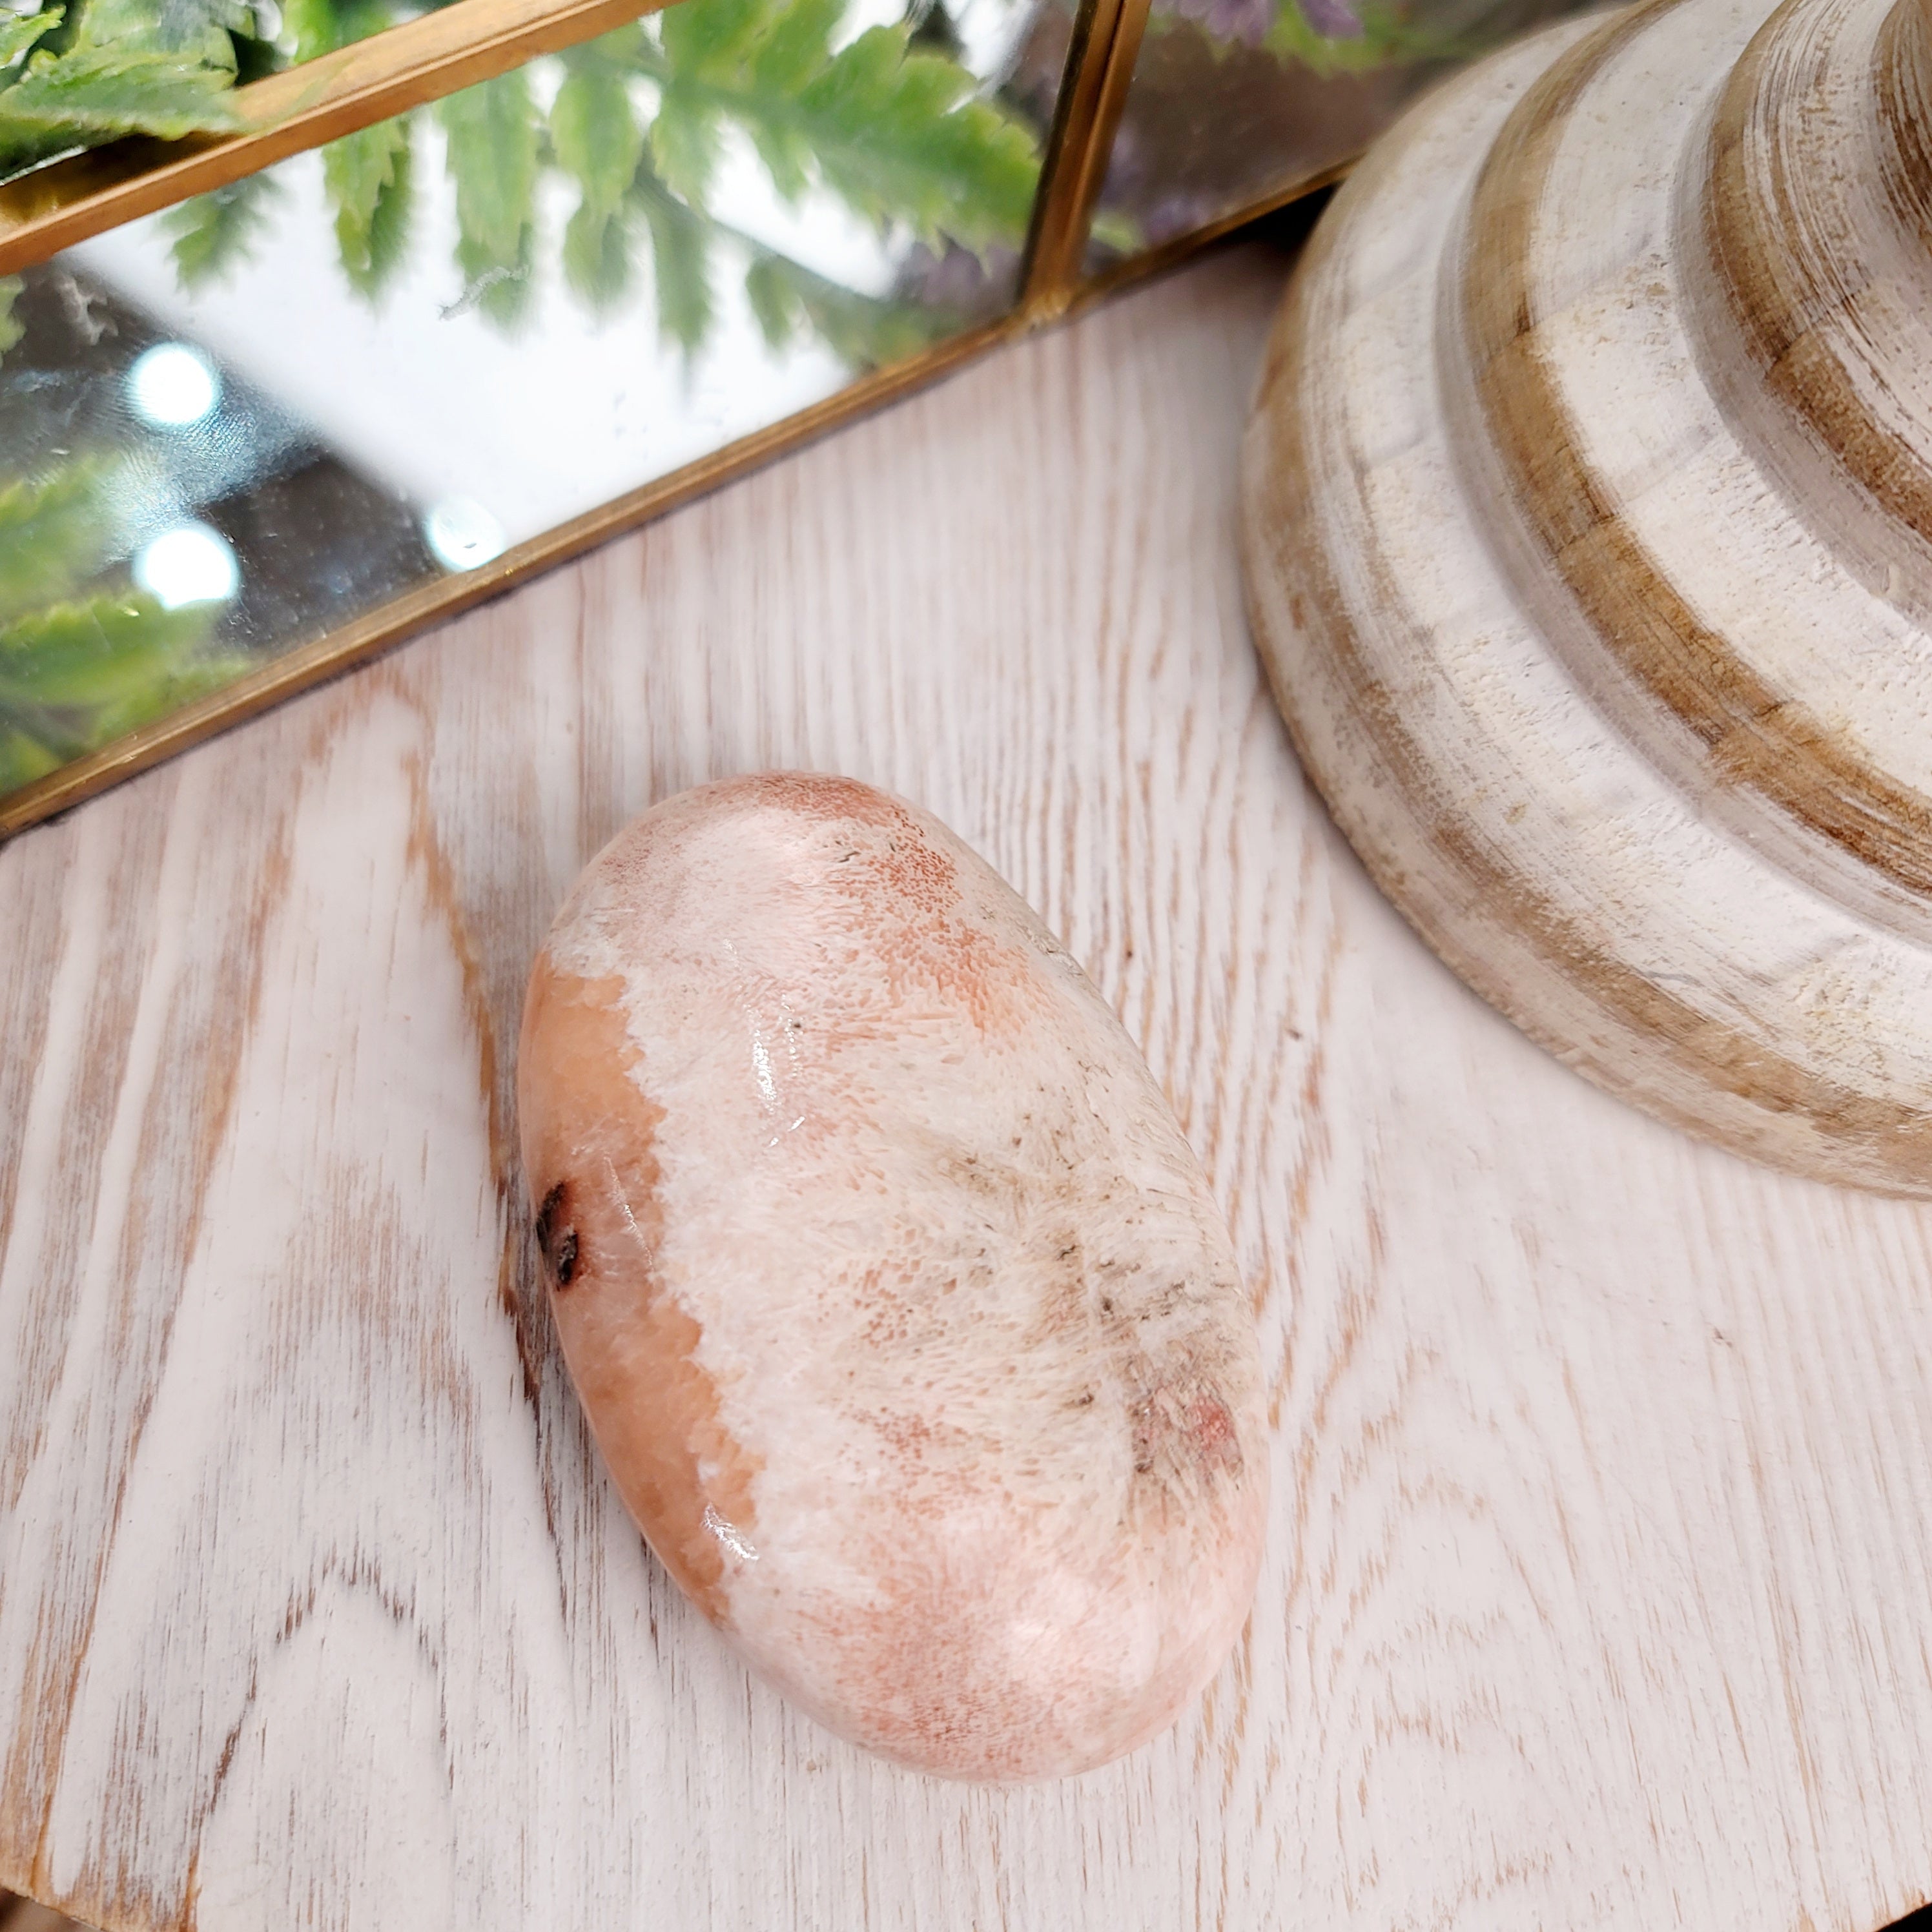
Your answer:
[515,774,1268,1780]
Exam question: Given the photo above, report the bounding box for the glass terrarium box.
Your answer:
[0,0,1590,835]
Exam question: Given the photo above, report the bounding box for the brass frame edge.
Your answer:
[0,0,674,276]
[1017,0,1153,316]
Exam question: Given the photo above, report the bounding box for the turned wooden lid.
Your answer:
[1244,0,1932,1193]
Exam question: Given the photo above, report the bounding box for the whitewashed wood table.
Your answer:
[3,242,1931,1932]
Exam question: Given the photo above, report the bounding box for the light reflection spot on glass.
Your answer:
[424,498,508,573]
[135,524,240,609]
[125,343,223,429]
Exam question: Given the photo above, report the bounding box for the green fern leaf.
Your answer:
[0,0,247,175]
[0,463,116,622]
[552,43,643,212]
[746,0,840,93]
[0,46,240,138]
[0,728,61,795]
[325,113,413,296]
[440,73,537,265]
[797,26,1036,247]
[627,0,1039,258]
[562,200,634,310]
[0,440,249,799]
[66,0,243,68]
[743,251,796,349]
[633,173,710,354]
[165,169,279,287]
[743,116,812,202]
[0,276,21,363]
[1087,208,1140,256]
[0,590,211,712]
[0,7,62,68]
[440,72,538,326]
[647,86,721,209]
[0,0,395,181]
[743,247,934,367]
[737,0,838,197]
[282,0,392,60]
[80,630,243,739]
[278,0,339,57]
[457,227,535,327]
[553,43,644,311]
[658,0,770,78]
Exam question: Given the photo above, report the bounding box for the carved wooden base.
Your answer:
[1245,0,1932,1193]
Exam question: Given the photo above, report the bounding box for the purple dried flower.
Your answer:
[1294,0,1366,38]
[1157,0,1275,49]
[1153,0,1364,48]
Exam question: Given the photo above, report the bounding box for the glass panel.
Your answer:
[1087,0,1599,269]
[0,0,1054,808]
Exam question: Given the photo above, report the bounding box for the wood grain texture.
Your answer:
[3,242,1931,1932]
[1246,0,1932,1193]
[1697,0,1932,619]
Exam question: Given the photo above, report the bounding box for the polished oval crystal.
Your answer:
[517,773,1268,1779]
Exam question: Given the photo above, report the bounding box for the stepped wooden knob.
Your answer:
[1244,0,1932,1193]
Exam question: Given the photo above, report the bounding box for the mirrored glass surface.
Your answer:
[1087,0,1598,269]
[0,0,1053,807]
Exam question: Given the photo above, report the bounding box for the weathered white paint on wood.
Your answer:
[2,244,1929,1932]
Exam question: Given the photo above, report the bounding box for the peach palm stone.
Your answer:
[516,774,1268,1779]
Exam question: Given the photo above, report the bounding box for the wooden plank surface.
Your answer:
[1,241,1929,1932]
